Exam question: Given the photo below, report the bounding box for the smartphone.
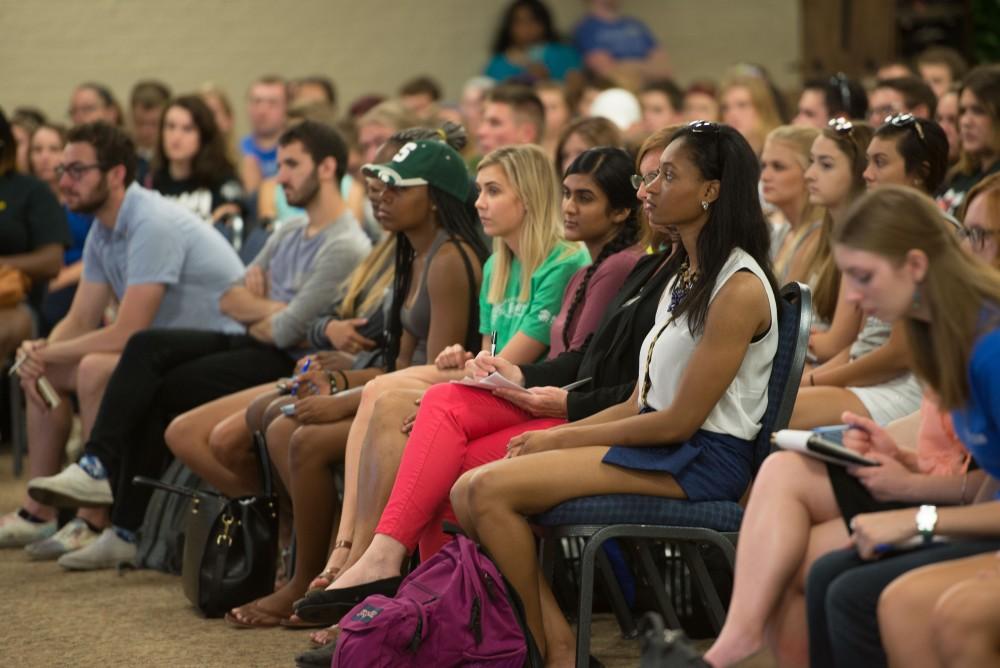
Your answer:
[280,404,297,417]
[812,424,848,445]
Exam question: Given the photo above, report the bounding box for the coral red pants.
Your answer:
[375,382,565,557]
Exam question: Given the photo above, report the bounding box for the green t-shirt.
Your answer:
[479,242,591,360]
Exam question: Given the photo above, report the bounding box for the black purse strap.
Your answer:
[132,475,222,501]
[252,430,274,497]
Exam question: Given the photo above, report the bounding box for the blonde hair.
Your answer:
[808,122,875,321]
[719,75,783,150]
[359,101,417,133]
[477,144,572,303]
[338,235,396,319]
[960,172,1000,270]
[635,125,682,249]
[765,125,826,271]
[835,186,1000,409]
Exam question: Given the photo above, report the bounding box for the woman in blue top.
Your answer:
[485,0,581,82]
[797,186,1000,668]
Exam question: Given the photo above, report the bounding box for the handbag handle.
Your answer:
[132,475,222,501]
[252,430,274,497]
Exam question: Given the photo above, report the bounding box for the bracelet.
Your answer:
[336,369,350,391]
[325,370,340,395]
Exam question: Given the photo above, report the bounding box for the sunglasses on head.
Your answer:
[884,113,926,143]
[688,120,720,135]
[830,73,852,115]
[828,117,854,136]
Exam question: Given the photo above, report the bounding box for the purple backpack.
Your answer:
[333,534,543,667]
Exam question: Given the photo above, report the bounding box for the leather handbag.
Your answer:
[133,431,278,617]
[0,265,30,309]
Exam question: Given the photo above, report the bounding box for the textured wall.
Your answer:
[1,0,800,136]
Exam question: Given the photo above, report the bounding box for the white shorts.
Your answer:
[848,373,923,426]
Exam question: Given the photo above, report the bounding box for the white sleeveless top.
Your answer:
[637,248,778,441]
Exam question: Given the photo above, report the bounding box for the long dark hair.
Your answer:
[669,123,779,335]
[491,0,559,54]
[873,117,949,194]
[560,147,640,349]
[152,95,235,188]
[384,125,489,371]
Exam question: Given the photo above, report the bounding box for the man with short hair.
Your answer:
[26,121,371,570]
[639,78,684,132]
[398,75,442,120]
[476,84,545,156]
[916,46,968,99]
[0,122,245,550]
[129,79,171,184]
[867,76,937,127]
[794,74,869,128]
[240,75,289,193]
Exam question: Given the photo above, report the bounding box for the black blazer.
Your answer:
[520,249,680,421]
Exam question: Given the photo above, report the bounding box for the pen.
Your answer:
[490,331,497,357]
[292,358,311,396]
[7,354,26,377]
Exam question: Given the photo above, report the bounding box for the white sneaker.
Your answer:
[25,517,100,561]
[28,463,113,508]
[57,528,136,571]
[0,511,56,548]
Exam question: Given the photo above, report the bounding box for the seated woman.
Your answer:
[790,118,946,428]
[291,146,649,623]
[448,122,779,666]
[801,186,1000,668]
[170,137,489,628]
[705,183,994,668]
[760,125,824,284]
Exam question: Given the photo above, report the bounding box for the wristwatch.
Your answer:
[915,504,938,544]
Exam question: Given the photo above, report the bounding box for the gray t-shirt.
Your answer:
[249,212,371,348]
[82,183,245,333]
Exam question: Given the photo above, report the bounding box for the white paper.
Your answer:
[452,372,529,393]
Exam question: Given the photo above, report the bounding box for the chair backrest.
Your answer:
[751,282,812,472]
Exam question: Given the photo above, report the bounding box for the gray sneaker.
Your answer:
[57,528,135,571]
[28,463,113,508]
[0,511,56,548]
[25,518,100,561]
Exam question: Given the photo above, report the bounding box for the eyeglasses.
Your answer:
[830,73,852,115]
[54,163,102,180]
[631,170,661,190]
[958,226,1000,250]
[884,113,926,143]
[828,117,854,136]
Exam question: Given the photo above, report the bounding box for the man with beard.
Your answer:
[1,121,245,550]
[16,121,370,570]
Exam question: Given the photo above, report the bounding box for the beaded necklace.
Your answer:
[667,260,700,313]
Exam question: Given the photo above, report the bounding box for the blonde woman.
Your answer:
[720,75,783,156]
[761,125,825,283]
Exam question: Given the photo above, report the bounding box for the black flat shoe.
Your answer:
[293,575,403,624]
[295,641,337,668]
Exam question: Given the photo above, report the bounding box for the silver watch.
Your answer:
[916,504,938,544]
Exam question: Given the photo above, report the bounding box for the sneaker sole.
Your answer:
[27,484,113,509]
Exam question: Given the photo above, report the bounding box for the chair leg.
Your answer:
[10,374,25,478]
[679,542,728,633]
[634,540,683,629]
[575,535,604,668]
[596,546,637,639]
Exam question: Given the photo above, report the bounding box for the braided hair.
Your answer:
[560,147,640,350]
[383,123,488,371]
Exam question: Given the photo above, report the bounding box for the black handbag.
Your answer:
[133,431,278,617]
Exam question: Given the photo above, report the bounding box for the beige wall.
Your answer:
[2,0,800,136]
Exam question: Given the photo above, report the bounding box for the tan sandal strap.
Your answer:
[333,539,352,550]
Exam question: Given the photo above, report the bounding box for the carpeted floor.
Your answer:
[0,448,775,667]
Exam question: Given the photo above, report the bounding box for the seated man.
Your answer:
[26,120,371,570]
[866,76,937,128]
[239,75,289,193]
[0,121,245,550]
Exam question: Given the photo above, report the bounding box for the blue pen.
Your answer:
[292,358,312,396]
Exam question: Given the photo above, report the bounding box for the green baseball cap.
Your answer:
[362,139,470,202]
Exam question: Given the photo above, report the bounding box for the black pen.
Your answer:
[490,330,497,356]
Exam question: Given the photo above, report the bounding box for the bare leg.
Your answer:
[931,556,1000,668]
[0,305,32,361]
[74,352,120,440]
[880,552,1000,668]
[164,386,267,497]
[229,419,352,624]
[453,446,686,663]
[22,360,79,520]
[698,452,844,667]
[789,387,869,429]
[245,387,284,434]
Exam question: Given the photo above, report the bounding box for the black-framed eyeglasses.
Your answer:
[828,117,854,136]
[884,113,926,143]
[54,163,102,180]
[631,170,661,190]
[958,226,1000,250]
[830,72,852,115]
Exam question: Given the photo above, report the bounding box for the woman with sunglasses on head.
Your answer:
[798,186,1000,668]
[446,122,778,666]
[937,65,1000,217]
[790,119,925,429]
